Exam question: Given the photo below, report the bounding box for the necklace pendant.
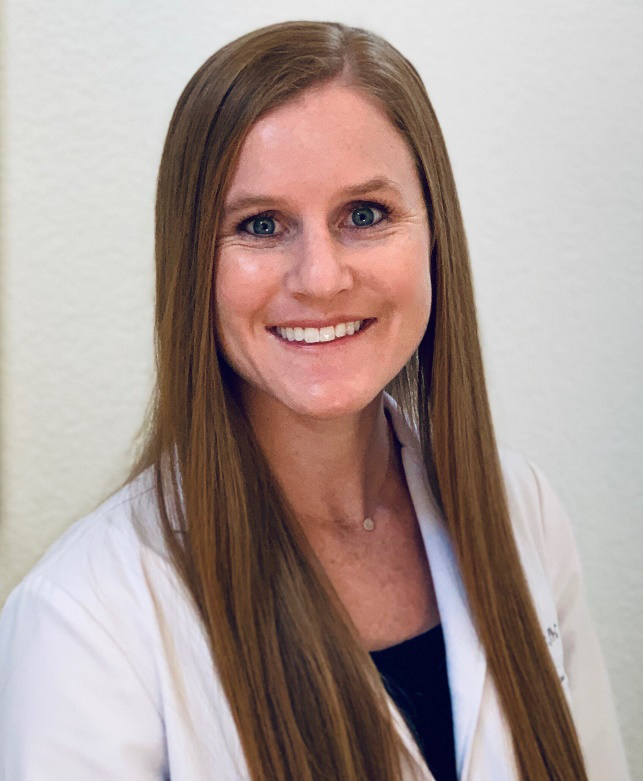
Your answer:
[363,517,374,531]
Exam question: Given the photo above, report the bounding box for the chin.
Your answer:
[235,365,391,422]
[278,385,383,420]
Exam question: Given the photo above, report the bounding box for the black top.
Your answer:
[369,624,457,781]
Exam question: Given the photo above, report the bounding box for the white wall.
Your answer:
[2,0,641,774]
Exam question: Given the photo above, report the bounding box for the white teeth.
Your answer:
[275,319,367,343]
[275,320,365,344]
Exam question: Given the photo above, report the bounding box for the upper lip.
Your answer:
[269,316,373,329]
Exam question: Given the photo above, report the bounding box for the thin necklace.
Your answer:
[362,417,396,532]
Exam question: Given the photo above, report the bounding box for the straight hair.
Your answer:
[127,21,588,781]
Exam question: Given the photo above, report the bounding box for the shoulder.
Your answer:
[496,453,631,778]
[9,469,161,602]
[0,471,173,775]
[497,445,551,526]
[496,446,584,616]
[0,469,171,688]
[497,446,573,562]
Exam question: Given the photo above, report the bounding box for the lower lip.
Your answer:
[268,318,376,348]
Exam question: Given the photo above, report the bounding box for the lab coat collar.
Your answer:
[383,393,487,780]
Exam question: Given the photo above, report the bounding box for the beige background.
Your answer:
[1,0,641,774]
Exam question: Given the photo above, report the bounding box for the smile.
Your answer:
[270,318,375,344]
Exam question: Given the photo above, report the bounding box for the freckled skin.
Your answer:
[215,82,432,422]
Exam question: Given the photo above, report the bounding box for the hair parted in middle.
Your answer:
[128,20,588,781]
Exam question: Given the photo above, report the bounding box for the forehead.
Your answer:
[225,83,421,206]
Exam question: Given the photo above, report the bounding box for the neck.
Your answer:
[243,390,397,537]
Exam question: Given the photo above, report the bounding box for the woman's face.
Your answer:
[215,82,431,420]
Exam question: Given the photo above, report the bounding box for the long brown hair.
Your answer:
[127,21,588,780]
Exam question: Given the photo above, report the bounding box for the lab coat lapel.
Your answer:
[385,698,436,780]
[385,395,488,780]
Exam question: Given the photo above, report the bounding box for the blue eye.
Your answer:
[350,204,386,227]
[246,215,276,235]
[351,206,375,226]
[236,201,390,239]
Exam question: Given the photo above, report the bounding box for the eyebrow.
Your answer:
[222,176,404,217]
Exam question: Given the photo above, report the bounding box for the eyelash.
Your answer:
[235,200,394,238]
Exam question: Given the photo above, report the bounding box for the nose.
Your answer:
[284,223,353,300]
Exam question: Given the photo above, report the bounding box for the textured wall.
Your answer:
[2,0,641,774]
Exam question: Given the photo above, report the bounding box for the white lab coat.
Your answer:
[0,394,630,780]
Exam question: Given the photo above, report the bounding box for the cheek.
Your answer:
[380,235,432,326]
[411,231,432,305]
[215,249,280,341]
[400,257,431,309]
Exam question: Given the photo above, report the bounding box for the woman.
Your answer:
[0,21,629,781]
